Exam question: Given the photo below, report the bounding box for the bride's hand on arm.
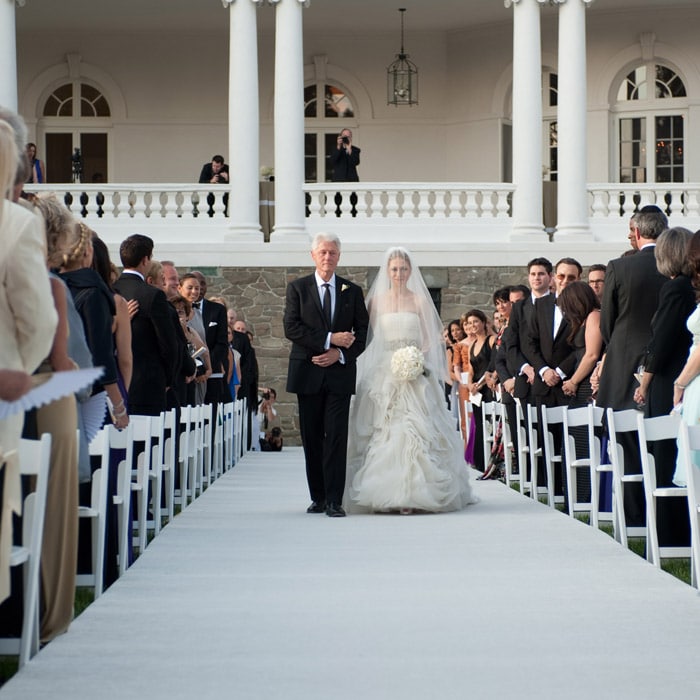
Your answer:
[331,331,355,348]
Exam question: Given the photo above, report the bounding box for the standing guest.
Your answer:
[597,207,669,529]
[113,234,178,416]
[178,273,210,404]
[672,230,700,486]
[464,309,496,474]
[170,295,210,407]
[632,227,695,546]
[0,113,56,605]
[161,260,180,298]
[283,232,369,517]
[445,319,465,421]
[25,142,45,183]
[233,319,260,448]
[190,271,229,406]
[587,264,606,302]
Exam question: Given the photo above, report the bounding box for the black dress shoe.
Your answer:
[306,501,326,514]
[326,503,346,518]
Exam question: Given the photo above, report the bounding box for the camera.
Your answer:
[262,391,271,401]
[341,136,349,145]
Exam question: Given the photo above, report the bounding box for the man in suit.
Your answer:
[113,234,178,416]
[523,258,581,496]
[283,232,369,517]
[597,206,669,527]
[190,271,228,405]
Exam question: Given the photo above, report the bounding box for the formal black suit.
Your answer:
[113,271,178,416]
[200,298,228,404]
[284,273,369,506]
[598,244,668,526]
[505,296,540,401]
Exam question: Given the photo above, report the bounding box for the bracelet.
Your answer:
[674,381,687,390]
[113,408,127,418]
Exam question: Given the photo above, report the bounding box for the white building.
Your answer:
[3,0,699,269]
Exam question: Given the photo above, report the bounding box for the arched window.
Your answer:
[614,62,687,183]
[304,82,356,182]
[41,82,111,183]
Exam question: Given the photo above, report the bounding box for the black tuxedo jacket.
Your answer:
[597,246,668,409]
[524,294,577,402]
[113,272,178,415]
[505,296,539,400]
[200,298,229,376]
[284,274,369,395]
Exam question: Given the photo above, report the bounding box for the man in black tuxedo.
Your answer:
[283,232,369,517]
[597,207,669,526]
[524,258,581,496]
[190,271,228,405]
[113,235,178,416]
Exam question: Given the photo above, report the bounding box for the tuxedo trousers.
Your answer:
[297,389,351,505]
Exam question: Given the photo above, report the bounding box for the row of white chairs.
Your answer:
[481,399,700,587]
[0,398,248,668]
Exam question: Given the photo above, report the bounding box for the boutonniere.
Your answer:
[341,284,350,293]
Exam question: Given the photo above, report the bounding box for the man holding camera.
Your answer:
[330,129,360,182]
[258,388,282,451]
[198,154,229,184]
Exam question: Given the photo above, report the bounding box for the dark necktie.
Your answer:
[322,283,332,327]
[192,301,201,309]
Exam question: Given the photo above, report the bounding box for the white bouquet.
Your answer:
[391,345,424,381]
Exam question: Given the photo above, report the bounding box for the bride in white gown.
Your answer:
[345,247,476,513]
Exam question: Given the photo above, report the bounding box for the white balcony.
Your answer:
[24,182,700,268]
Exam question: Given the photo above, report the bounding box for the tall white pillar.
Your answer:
[555,0,593,237]
[223,0,263,240]
[271,0,307,238]
[506,0,544,237]
[0,0,19,110]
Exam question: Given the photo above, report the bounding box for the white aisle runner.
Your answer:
[3,447,700,699]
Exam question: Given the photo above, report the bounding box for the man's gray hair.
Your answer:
[311,231,341,252]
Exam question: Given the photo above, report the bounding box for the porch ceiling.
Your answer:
[15,0,698,35]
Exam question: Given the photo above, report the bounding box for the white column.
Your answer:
[223,0,263,240]
[555,0,593,237]
[271,0,307,238]
[506,0,544,237]
[0,0,19,110]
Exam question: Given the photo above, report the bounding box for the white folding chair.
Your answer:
[540,405,566,508]
[200,402,214,490]
[176,405,193,509]
[606,408,646,548]
[0,434,51,667]
[526,402,546,502]
[76,428,110,598]
[109,423,135,577]
[213,403,224,479]
[187,404,204,500]
[481,401,499,471]
[222,401,234,471]
[562,405,595,519]
[161,408,177,522]
[500,401,519,489]
[513,398,532,496]
[587,406,615,529]
[129,415,154,554]
[146,412,165,537]
[677,421,700,588]
[636,412,690,567]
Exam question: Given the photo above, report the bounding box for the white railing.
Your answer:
[304,182,514,220]
[588,183,700,219]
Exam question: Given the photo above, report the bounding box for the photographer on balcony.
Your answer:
[258,387,283,452]
[198,154,229,217]
[330,129,360,217]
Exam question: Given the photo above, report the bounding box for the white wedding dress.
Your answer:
[346,311,475,513]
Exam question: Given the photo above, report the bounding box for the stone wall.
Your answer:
[205,265,528,445]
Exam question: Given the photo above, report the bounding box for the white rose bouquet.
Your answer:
[391,345,424,381]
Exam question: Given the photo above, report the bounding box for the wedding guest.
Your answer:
[633,227,695,546]
[454,312,476,463]
[161,260,180,298]
[0,114,57,605]
[587,264,606,302]
[178,273,210,404]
